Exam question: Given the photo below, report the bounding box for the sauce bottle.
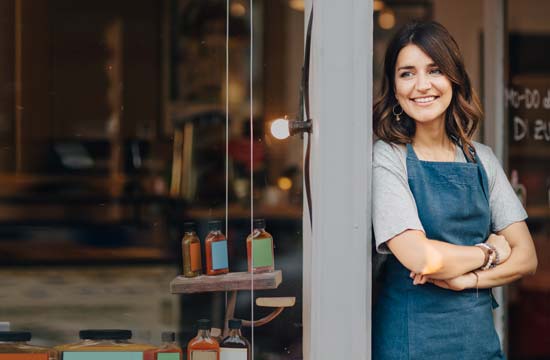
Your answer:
[220,319,250,360]
[0,331,57,360]
[187,319,219,360]
[144,331,182,360]
[205,221,229,276]
[246,219,274,274]
[182,222,202,277]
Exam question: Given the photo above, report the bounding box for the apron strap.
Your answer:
[405,143,419,160]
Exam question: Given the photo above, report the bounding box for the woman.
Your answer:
[372,21,537,359]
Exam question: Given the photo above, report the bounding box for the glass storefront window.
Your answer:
[506,1,550,358]
[0,0,304,358]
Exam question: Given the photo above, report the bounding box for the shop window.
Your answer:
[0,0,304,358]
[506,1,550,358]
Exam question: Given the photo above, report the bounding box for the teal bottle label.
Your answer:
[211,240,229,270]
[63,352,143,360]
[158,354,180,360]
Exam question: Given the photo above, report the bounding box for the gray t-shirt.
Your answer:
[373,140,528,254]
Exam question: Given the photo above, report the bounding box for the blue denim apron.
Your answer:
[372,143,505,360]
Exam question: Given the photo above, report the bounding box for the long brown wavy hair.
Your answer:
[373,21,483,161]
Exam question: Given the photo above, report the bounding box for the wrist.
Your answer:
[475,243,498,270]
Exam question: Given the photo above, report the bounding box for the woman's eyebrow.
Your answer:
[397,63,439,71]
[396,65,415,71]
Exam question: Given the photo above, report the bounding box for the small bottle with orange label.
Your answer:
[205,220,229,276]
[187,319,219,360]
[182,222,202,277]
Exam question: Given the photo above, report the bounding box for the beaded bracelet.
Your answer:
[475,243,499,270]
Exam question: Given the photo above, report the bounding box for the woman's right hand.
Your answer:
[486,233,511,264]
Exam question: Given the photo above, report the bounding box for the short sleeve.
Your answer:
[372,141,424,254]
[476,144,528,232]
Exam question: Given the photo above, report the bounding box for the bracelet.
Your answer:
[475,243,494,270]
[483,242,499,267]
[475,243,500,270]
[472,271,479,298]
[475,243,491,269]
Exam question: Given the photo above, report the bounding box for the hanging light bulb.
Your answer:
[271,118,291,140]
[270,116,312,140]
[373,0,384,12]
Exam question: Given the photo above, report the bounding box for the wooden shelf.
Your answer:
[170,270,282,294]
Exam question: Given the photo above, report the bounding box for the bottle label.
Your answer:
[0,355,49,360]
[220,348,248,360]
[211,240,229,270]
[252,237,274,268]
[190,242,201,271]
[190,351,217,360]
[62,351,144,360]
[158,354,181,360]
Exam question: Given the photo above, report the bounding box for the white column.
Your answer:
[303,1,373,359]
[483,0,507,351]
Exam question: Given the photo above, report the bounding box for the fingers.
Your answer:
[409,272,429,285]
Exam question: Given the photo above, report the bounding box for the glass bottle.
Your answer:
[187,319,219,360]
[220,319,250,360]
[182,222,202,277]
[205,220,229,276]
[209,328,223,345]
[55,329,155,359]
[246,219,274,274]
[0,331,58,360]
[144,332,182,360]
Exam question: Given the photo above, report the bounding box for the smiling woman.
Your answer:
[394,45,453,125]
[372,21,537,360]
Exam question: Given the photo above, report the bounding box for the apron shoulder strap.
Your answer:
[450,135,477,164]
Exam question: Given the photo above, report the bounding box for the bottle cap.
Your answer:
[79,330,132,340]
[253,218,266,229]
[197,319,211,330]
[0,331,31,342]
[161,331,175,342]
[228,319,242,329]
[183,222,196,233]
[208,220,222,232]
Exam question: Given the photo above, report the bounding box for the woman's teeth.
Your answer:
[413,96,436,103]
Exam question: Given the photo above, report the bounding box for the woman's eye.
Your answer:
[430,68,442,75]
[399,71,413,78]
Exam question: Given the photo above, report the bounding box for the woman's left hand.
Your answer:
[410,271,477,291]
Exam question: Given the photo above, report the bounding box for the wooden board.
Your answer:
[256,297,295,308]
[170,270,282,294]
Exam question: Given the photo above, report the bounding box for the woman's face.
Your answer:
[394,44,452,125]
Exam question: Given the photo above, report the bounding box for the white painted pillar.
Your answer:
[303,1,373,359]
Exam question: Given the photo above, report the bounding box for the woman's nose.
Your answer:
[415,73,432,91]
